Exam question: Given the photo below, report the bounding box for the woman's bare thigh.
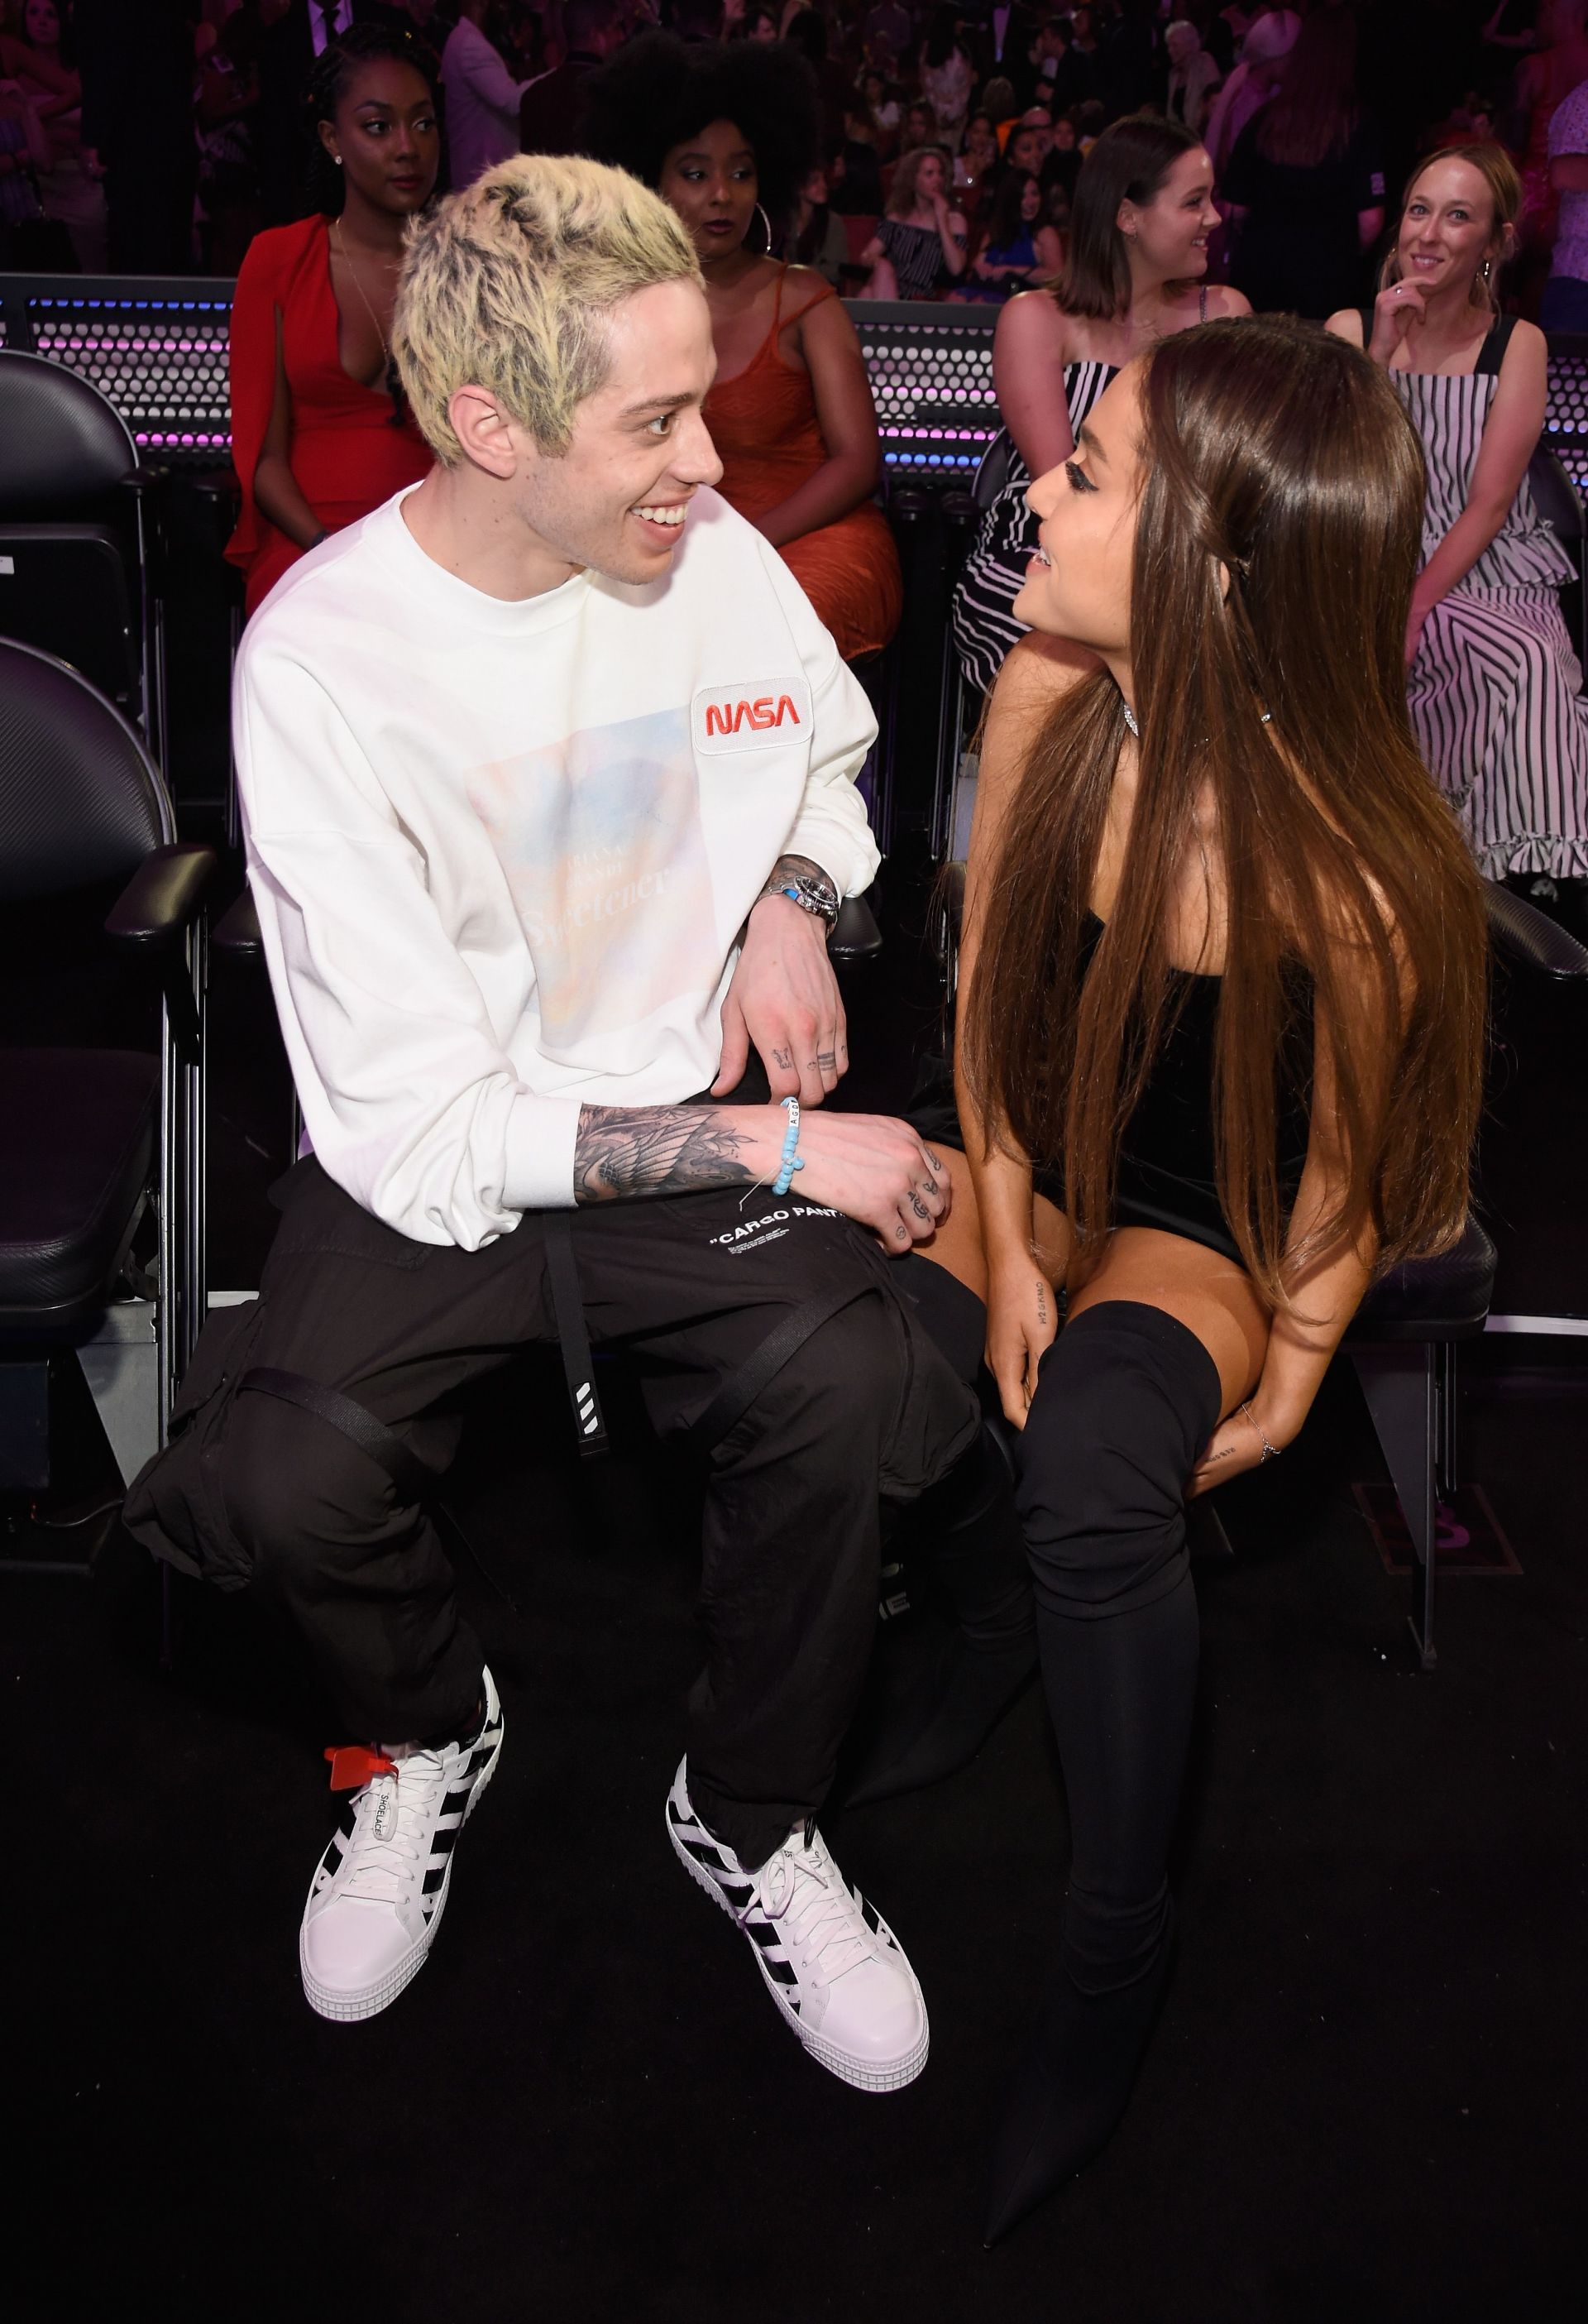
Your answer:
[915,1153,1072,1306]
[1069,1226,1270,1417]
[917,1163,1268,1419]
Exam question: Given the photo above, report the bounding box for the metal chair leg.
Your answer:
[1351,1341,1437,1669]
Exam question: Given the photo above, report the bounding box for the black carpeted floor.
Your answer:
[11,864,1588,2322]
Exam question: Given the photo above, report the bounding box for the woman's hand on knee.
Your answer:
[984,1258,1058,1429]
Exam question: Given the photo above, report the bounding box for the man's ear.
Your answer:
[447,385,524,481]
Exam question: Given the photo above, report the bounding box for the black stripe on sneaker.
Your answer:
[422,1866,447,1894]
[678,1831,735,1877]
[432,1825,459,1854]
[859,1895,882,1935]
[760,1954,798,1987]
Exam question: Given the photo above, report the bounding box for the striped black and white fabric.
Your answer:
[1396,317,1588,879]
[949,360,1117,697]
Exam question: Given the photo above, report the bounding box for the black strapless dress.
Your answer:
[911,913,1313,1266]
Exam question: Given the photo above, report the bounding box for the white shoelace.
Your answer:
[744,1828,876,1986]
[337,1749,447,1905]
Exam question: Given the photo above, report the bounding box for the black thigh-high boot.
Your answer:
[983,1300,1222,2245]
[838,1256,1037,1809]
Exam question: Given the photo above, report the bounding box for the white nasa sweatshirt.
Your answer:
[233,484,880,1249]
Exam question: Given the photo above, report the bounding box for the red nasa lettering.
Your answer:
[703,695,803,738]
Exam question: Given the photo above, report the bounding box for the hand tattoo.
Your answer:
[909,1191,930,1222]
[574,1105,756,1204]
[817,1051,837,1074]
[1035,1281,1049,1326]
[772,1047,795,1071]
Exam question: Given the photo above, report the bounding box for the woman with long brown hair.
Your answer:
[949,113,1248,697]
[921,314,1487,2240]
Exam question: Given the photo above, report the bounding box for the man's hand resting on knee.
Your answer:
[712,870,848,1108]
[574,1104,949,1252]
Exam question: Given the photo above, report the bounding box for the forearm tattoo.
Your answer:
[573,1105,758,1205]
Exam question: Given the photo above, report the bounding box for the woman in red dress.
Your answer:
[584,32,902,662]
[227,26,439,619]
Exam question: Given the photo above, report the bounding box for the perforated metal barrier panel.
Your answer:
[6,276,1588,501]
[0,277,234,462]
[850,299,999,476]
[1544,333,1588,496]
[0,276,1001,476]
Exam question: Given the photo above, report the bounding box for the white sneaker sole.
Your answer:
[300,1723,504,2025]
[667,1805,929,2093]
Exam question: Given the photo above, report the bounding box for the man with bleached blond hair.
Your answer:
[127,155,1025,2083]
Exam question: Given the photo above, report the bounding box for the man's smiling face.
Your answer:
[517,278,724,587]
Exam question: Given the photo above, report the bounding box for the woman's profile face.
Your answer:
[659,117,758,263]
[1015,361,1142,654]
[1122,146,1218,282]
[1398,158,1500,297]
[322,60,439,218]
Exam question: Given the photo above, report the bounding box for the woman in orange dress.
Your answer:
[227,26,439,619]
[584,31,901,660]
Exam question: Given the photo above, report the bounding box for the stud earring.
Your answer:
[1482,256,1493,282]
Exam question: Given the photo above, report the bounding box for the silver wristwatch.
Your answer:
[765,865,839,929]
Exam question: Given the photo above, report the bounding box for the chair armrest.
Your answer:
[1484,878,1588,979]
[105,841,215,951]
[830,889,884,962]
[213,885,264,961]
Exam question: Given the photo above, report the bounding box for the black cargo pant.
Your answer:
[141,1160,980,1869]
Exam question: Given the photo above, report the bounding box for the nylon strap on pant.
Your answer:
[237,1368,438,1503]
[686,1282,873,1458]
[543,1214,609,1459]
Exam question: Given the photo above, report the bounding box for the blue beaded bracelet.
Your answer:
[772,1095,805,1196]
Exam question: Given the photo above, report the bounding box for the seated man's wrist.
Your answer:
[758,855,839,928]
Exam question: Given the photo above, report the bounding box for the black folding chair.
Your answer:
[0,639,212,1545]
[0,349,167,763]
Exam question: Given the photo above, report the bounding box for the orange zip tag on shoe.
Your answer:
[324,1746,398,1791]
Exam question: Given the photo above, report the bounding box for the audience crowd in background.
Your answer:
[0,1,1581,305]
[4,0,1588,911]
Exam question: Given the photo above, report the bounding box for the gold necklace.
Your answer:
[329,218,399,400]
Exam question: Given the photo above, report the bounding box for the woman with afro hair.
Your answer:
[583,32,901,661]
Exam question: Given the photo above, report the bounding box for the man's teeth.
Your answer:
[633,504,686,526]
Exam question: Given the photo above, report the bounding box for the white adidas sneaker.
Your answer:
[666,1759,929,2092]
[299,1666,505,2023]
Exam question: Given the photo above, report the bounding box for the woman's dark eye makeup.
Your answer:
[1064,460,1097,494]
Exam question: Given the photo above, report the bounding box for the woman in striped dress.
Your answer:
[1329,145,1588,883]
[950,115,1250,698]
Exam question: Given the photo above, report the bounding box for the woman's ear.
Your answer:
[1117,197,1137,241]
[317,117,340,163]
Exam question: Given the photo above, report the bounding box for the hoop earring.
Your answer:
[755,201,773,253]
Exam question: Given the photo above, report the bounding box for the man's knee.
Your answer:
[770,1289,905,1446]
[221,1391,399,1592]
[1015,1301,1221,1615]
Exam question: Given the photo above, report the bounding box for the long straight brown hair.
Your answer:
[961,316,1488,1303]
